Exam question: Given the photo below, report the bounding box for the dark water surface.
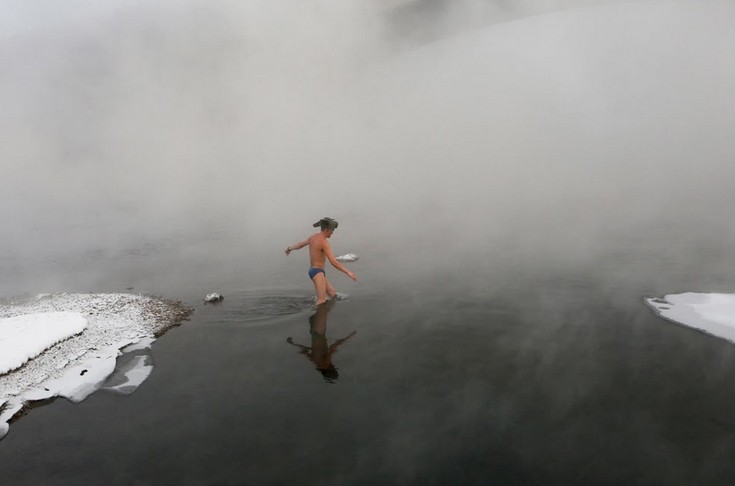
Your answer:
[3,233,735,486]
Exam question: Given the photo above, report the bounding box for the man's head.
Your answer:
[313,217,339,232]
[318,365,339,383]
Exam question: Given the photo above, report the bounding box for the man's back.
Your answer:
[308,233,329,268]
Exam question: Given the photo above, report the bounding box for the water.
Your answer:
[2,220,735,485]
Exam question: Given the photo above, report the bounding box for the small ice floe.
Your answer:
[205,292,224,303]
[645,292,735,343]
[335,253,359,263]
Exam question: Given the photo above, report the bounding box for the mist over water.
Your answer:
[2,0,735,295]
[4,2,735,482]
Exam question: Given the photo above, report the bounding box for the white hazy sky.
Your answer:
[0,0,635,36]
[0,0,141,36]
[2,0,735,292]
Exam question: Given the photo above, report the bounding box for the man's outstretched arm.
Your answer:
[329,330,357,352]
[285,238,309,255]
[286,336,310,353]
[324,242,357,281]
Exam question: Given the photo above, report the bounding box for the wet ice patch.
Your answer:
[0,293,190,440]
[99,337,155,395]
[0,312,87,374]
[645,293,735,343]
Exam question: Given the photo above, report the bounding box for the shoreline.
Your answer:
[0,293,193,440]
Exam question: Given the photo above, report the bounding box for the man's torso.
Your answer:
[308,233,328,268]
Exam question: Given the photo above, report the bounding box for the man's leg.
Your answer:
[325,277,337,300]
[312,273,328,305]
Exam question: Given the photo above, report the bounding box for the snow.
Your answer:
[0,293,188,440]
[645,293,735,343]
[205,292,224,302]
[0,312,87,374]
[335,253,359,263]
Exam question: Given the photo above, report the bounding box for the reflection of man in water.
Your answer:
[285,217,357,305]
[286,300,357,383]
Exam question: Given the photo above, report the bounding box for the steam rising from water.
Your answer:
[2,0,735,294]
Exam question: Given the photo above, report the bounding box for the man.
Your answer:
[285,217,357,305]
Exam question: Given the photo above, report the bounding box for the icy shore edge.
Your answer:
[0,293,192,440]
[645,292,735,344]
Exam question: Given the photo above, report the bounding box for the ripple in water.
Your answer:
[207,291,350,324]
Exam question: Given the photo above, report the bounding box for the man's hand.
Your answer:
[347,271,357,282]
[285,247,292,255]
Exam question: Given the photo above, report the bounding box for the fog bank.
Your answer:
[2,0,734,292]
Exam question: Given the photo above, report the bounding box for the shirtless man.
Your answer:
[285,217,357,305]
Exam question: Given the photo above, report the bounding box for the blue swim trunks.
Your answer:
[308,267,325,280]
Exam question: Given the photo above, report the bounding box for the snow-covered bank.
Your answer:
[646,293,735,343]
[0,312,87,374]
[0,293,191,440]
